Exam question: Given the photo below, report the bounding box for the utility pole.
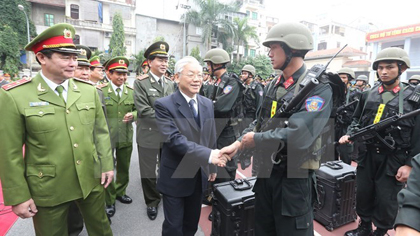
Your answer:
[179,3,191,57]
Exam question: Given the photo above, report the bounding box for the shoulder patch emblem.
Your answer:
[259,91,263,97]
[223,85,233,94]
[2,78,32,91]
[305,96,325,112]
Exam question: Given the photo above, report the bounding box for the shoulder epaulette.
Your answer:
[137,74,149,81]
[73,78,95,86]
[1,78,32,91]
[126,84,133,90]
[96,82,108,90]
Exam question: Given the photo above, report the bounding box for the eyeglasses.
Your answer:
[182,73,203,79]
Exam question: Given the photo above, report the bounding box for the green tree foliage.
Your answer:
[232,17,259,62]
[189,46,202,64]
[153,36,165,43]
[0,0,37,48]
[0,0,37,74]
[133,49,146,75]
[0,25,21,76]
[108,12,126,57]
[184,0,240,50]
[228,54,273,80]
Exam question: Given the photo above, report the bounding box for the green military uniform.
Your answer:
[0,75,113,235]
[101,57,137,207]
[0,23,113,236]
[133,42,175,213]
[394,153,420,232]
[345,47,420,235]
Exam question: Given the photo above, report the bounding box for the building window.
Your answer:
[244,49,248,57]
[318,42,327,50]
[252,12,258,20]
[70,4,79,19]
[196,27,202,35]
[250,49,256,57]
[246,10,250,17]
[74,35,80,44]
[44,14,54,26]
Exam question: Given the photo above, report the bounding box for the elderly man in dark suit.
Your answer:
[154,56,228,236]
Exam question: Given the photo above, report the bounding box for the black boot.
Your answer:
[371,228,389,236]
[344,220,372,236]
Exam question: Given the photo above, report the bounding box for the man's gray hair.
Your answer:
[174,56,202,74]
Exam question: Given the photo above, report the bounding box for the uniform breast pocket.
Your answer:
[146,91,160,103]
[76,102,96,124]
[24,107,57,133]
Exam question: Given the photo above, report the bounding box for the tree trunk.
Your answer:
[236,42,240,62]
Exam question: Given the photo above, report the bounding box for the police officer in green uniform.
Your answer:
[408,75,420,86]
[74,44,92,81]
[340,47,420,236]
[133,41,175,220]
[220,22,334,235]
[394,153,420,235]
[89,56,104,85]
[0,23,113,236]
[199,67,211,97]
[335,67,361,164]
[99,56,137,219]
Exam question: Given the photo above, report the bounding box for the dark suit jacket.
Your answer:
[155,90,217,197]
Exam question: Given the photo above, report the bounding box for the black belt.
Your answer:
[367,144,408,155]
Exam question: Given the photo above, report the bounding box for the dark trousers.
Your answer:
[356,150,404,229]
[67,202,84,236]
[162,174,203,236]
[138,145,161,207]
[254,165,314,236]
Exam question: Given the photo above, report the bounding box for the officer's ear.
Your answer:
[400,64,408,73]
[36,52,48,65]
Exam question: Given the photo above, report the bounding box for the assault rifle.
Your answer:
[344,108,420,150]
[336,99,359,125]
[236,45,348,169]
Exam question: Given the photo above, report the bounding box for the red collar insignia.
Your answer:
[378,85,401,94]
[283,77,294,89]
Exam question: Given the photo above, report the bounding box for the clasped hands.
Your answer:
[211,132,256,167]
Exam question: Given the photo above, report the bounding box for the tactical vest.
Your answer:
[243,81,261,118]
[256,72,325,171]
[360,84,420,150]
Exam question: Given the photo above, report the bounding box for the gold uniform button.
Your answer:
[38,172,43,178]
[70,126,74,131]
[76,160,81,165]
[66,109,70,114]
[73,143,79,148]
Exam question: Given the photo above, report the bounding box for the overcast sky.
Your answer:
[264,0,420,30]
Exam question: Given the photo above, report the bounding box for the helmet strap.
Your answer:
[280,44,293,71]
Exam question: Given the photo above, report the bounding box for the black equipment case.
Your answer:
[314,160,357,231]
[211,177,256,236]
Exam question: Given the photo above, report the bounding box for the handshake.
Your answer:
[210,141,243,167]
